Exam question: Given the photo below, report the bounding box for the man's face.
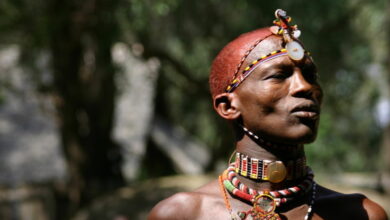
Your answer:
[234,35,323,144]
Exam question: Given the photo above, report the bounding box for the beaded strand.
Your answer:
[219,175,233,215]
[226,49,288,92]
[240,125,297,149]
[304,182,317,220]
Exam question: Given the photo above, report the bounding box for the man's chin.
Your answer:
[273,129,318,145]
[300,134,317,144]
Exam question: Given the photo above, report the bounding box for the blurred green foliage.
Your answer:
[0,0,388,175]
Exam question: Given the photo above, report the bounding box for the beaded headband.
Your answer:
[225,9,309,93]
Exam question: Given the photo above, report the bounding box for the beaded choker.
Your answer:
[219,165,316,220]
[235,152,307,183]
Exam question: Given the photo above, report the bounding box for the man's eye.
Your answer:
[265,72,288,80]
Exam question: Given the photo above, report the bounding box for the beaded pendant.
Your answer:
[251,193,281,220]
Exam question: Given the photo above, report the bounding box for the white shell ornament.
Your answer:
[293,30,301,38]
[286,41,304,61]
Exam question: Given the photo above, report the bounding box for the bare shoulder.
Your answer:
[314,184,388,220]
[147,180,222,220]
[147,191,202,220]
[363,198,388,220]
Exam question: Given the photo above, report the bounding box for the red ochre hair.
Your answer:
[209,27,273,98]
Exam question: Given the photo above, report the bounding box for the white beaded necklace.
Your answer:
[240,125,297,149]
[304,182,317,220]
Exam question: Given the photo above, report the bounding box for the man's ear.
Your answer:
[213,93,241,120]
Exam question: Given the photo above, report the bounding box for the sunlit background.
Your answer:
[0,0,389,219]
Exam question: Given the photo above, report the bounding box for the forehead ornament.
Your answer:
[225,9,308,93]
[271,9,305,61]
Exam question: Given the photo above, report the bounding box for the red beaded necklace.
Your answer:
[225,165,314,203]
[218,173,317,220]
[222,166,313,206]
[220,165,315,220]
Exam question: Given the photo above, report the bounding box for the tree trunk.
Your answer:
[47,0,124,218]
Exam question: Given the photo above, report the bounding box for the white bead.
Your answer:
[293,30,301,38]
[286,41,305,61]
[276,9,287,17]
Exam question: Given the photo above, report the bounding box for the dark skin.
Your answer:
[148,35,388,220]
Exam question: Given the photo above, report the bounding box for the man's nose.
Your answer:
[289,69,313,97]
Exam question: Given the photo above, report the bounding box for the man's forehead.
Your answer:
[239,35,313,75]
[253,54,316,74]
[245,36,284,64]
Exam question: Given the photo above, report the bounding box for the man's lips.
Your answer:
[290,104,320,119]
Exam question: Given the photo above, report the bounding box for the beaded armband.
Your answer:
[235,152,307,183]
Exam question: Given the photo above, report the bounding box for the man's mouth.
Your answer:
[290,104,320,119]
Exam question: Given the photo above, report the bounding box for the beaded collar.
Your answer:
[235,152,307,183]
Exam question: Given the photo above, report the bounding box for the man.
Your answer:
[148,9,388,220]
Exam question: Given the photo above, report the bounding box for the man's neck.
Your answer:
[234,135,306,191]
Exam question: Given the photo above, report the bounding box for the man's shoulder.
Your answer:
[315,184,388,220]
[148,192,200,220]
[363,197,388,220]
[148,180,221,220]
[147,191,202,220]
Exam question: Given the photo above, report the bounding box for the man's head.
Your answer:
[209,27,273,98]
[209,11,323,144]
